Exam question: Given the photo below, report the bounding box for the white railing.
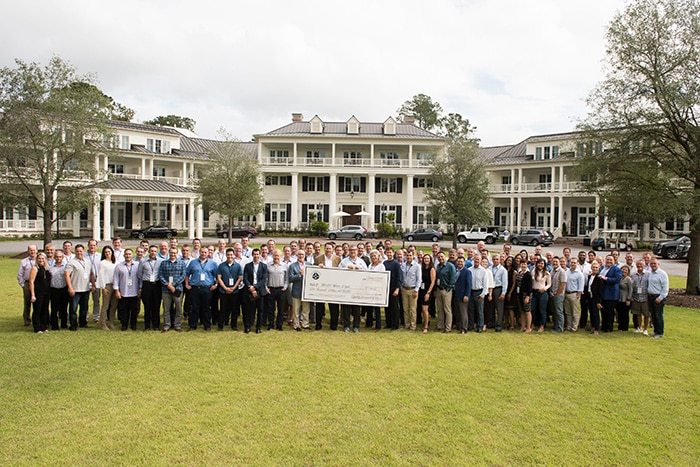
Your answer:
[520,182,553,193]
[0,219,41,231]
[490,184,513,194]
[259,158,427,169]
[264,222,291,230]
[261,157,293,166]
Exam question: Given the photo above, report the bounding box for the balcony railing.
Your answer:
[490,181,584,194]
[0,219,41,231]
[260,158,422,168]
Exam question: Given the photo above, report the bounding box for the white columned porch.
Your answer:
[103,194,112,242]
[517,197,522,231]
[290,172,299,229]
[188,199,195,239]
[367,173,375,228]
[92,195,101,241]
[196,204,203,239]
[549,196,555,231]
[329,173,337,215]
[550,166,556,192]
[509,196,515,232]
[405,174,414,230]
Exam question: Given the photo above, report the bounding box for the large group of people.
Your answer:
[17,237,669,338]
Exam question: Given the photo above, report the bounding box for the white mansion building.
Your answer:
[0,113,688,241]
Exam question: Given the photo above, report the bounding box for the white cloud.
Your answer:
[0,0,626,145]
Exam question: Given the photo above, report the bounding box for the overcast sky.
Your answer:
[1,0,627,147]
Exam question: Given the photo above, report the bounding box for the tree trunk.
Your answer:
[452,223,458,249]
[43,207,53,249]
[228,214,233,245]
[686,218,700,295]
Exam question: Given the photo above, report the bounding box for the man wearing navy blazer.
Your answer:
[243,248,268,333]
[453,257,473,334]
[599,255,622,332]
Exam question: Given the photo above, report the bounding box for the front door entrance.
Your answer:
[343,205,361,226]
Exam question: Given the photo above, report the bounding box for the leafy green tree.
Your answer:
[0,56,116,247]
[425,126,491,248]
[397,93,443,132]
[441,112,476,141]
[577,0,700,294]
[196,128,264,243]
[144,114,196,131]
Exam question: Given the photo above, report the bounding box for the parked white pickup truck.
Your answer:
[456,226,499,244]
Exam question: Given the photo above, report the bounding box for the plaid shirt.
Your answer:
[158,258,187,293]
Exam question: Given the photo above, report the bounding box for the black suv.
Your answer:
[652,235,690,259]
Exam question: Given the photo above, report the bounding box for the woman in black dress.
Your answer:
[515,259,533,333]
[503,255,518,329]
[418,254,436,333]
[30,252,52,334]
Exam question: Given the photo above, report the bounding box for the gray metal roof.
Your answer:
[108,120,182,136]
[91,178,193,193]
[259,121,443,140]
[176,138,257,160]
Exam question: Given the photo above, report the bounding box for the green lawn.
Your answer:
[1,257,698,466]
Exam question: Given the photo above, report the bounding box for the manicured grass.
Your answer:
[669,274,686,289]
[1,257,698,466]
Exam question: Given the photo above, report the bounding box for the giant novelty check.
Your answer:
[301,265,390,307]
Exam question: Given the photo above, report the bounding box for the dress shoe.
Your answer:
[161,329,169,333]
[276,325,283,331]
[353,327,359,333]
[255,328,261,334]
[268,325,274,331]
[244,328,251,333]
[315,325,322,330]
[343,327,350,333]
[175,328,182,333]
[294,327,301,332]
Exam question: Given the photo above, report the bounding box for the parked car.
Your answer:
[402,228,443,242]
[653,235,690,259]
[130,225,178,239]
[456,226,500,244]
[591,230,638,252]
[676,241,690,260]
[327,225,367,240]
[509,229,554,246]
[216,225,258,238]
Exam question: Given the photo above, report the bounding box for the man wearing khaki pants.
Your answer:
[400,251,421,330]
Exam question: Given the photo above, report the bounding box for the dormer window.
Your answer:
[383,116,396,135]
[310,115,324,134]
[146,138,171,154]
[346,116,360,135]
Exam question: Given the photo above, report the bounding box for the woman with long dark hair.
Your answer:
[418,253,436,333]
[504,255,518,330]
[97,245,118,330]
[531,259,551,332]
[30,252,52,334]
[516,259,533,332]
